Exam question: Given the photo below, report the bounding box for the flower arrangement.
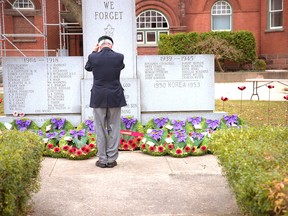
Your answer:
[58,129,97,160]
[189,132,210,156]
[145,117,170,130]
[185,116,207,132]
[11,118,39,131]
[140,129,167,156]
[119,116,144,151]
[221,114,244,128]
[165,129,193,157]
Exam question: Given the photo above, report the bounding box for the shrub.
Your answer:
[0,130,43,216]
[158,30,257,71]
[209,127,288,216]
[254,59,267,71]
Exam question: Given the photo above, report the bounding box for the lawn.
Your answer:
[0,93,287,127]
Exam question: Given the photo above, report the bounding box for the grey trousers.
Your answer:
[93,107,121,164]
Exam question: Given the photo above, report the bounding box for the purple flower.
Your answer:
[206,119,220,130]
[51,118,66,130]
[187,117,202,125]
[223,115,238,126]
[148,129,163,141]
[175,129,187,142]
[70,129,86,139]
[59,130,66,138]
[85,119,95,132]
[37,130,43,137]
[122,117,137,129]
[154,117,168,128]
[171,120,185,130]
[15,119,32,132]
[46,132,58,139]
[192,132,204,141]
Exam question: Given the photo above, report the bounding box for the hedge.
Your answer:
[0,131,43,216]
[209,127,288,216]
[158,30,257,66]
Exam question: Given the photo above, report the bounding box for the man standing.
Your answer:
[85,35,126,168]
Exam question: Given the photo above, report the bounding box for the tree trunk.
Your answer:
[60,0,82,27]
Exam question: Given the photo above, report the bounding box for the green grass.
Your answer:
[215,99,288,127]
[0,93,287,127]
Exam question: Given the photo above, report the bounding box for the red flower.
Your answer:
[128,139,133,145]
[157,146,164,152]
[221,96,229,101]
[238,86,246,91]
[76,150,83,156]
[175,148,183,155]
[62,145,70,151]
[192,146,197,153]
[0,98,2,103]
[68,148,75,154]
[201,146,207,151]
[91,137,95,141]
[135,137,142,142]
[89,143,95,149]
[166,134,171,138]
[284,95,288,100]
[71,147,77,152]
[120,138,126,143]
[19,112,25,117]
[184,146,191,153]
[149,146,156,152]
[267,85,274,89]
[54,147,60,153]
[131,142,137,149]
[141,144,146,149]
[47,143,54,149]
[123,143,129,150]
[88,133,93,136]
[84,148,91,153]
[168,144,174,150]
[188,132,192,136]
[81,146,87,151]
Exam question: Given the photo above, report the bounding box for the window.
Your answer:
[211,1,232,31]
[136,10,169,45]
[13,0,35,9]
[268,0,283,29]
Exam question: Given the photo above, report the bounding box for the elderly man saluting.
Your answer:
[85,35,127,168]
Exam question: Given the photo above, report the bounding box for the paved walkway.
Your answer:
[30,152,242,216]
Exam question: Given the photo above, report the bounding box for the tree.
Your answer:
[60,0,82,27]
[194,37,243,72]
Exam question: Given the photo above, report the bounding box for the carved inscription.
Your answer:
[137,55,215,111]
[3,57,83,114]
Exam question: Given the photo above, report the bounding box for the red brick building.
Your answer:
[1,0,287,69]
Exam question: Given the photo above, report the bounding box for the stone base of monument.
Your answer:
[140,111,227,125]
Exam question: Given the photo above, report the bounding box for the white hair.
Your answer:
[99,39,113,46]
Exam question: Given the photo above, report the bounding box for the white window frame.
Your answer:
[211,1,232,31]
[268,0,283,29]
[136,10,169,45]
[13,0,35,9]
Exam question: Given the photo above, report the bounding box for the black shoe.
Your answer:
[106,161,117,168]
[96,160,106,168]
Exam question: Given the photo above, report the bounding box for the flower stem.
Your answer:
[222,101,224,111]
[240,92,243,114]
[286,102,288,126]
[268,90,271,125]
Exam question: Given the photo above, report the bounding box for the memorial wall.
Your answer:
[3,57,83,115]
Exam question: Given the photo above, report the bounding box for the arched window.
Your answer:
[13,0,35,9]
[211,1,232,31]
[136,10,169,45]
